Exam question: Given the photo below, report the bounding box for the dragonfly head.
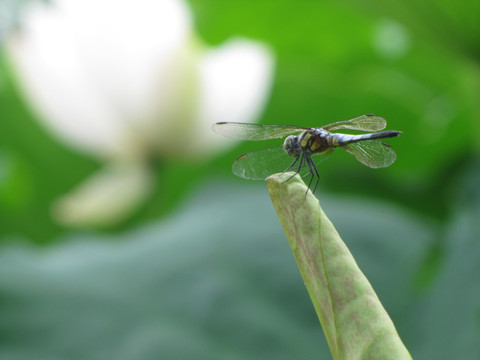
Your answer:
[283,135,301,158]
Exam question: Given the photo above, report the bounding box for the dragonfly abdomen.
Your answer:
[329,130,401,146]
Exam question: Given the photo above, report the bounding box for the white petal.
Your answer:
[52,162,152,227]
[195,39,274,155]
[6,0,191,158]
[156,38,275,157]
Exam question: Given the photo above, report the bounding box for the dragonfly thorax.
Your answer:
[283,135,302,158]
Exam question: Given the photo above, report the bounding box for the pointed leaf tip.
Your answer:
[266,172,412,360]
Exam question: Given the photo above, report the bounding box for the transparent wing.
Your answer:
[233,147,297,179]
[213,122,308,141]
[323,114,386,132]
[232,147,332,180]
[342,140,396,168]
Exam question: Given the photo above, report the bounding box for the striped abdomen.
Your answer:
[327,130,401,147]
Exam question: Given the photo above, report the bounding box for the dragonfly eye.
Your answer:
[283,135,301,158]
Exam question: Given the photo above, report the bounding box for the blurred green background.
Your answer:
[0,0,479,359]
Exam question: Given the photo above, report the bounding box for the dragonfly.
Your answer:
[212,114,402,193]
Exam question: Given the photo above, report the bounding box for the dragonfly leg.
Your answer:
[284,155,300,172]
[283,154,305,183]
[304,155,317,195]
[302,167,312,179]
[305,160,314,192]
[308,155,320,193]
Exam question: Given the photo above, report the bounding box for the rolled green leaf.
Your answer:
[266,173,412,360]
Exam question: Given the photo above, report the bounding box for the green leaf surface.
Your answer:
[413,208,480,359]
[411,158,480,359]
[266,173,411,360]
[0,179,464,359]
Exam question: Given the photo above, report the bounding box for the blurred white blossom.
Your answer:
[53,161,153,227]
[6,0,274,226]
[373,19,410,59]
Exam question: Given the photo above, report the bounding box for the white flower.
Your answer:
[6,0,274,227]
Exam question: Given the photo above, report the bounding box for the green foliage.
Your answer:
[0,0,479,241]
[0,185,427,359]
[0,175,478,359]
[189,0,480,218]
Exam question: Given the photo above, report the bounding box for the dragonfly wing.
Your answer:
[233,147,333,180]
[232,147,301,180]
[213,122,308,141]
[307,150,333,172]
[323,114,387,132]
[342,140,396,168]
